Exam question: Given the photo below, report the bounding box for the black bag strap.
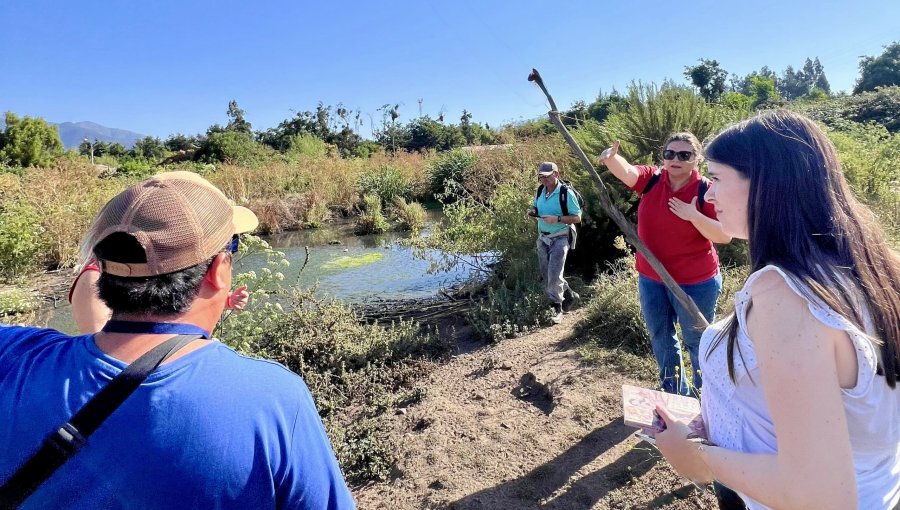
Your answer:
[558,182,570,217]
[0,333,200,509]
[626,173,710,216]
[536,181,578,217]
[626,172,661,216]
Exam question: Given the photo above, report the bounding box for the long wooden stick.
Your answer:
[528,68,708,328]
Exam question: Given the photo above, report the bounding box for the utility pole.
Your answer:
[83,138,94,165]
[418,98,423,118]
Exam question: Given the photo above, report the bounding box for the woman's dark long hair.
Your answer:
[704,110,900,388]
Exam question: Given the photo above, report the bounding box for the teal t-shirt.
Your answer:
[534,183,582,234]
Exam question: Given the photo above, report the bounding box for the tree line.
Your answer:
[1,42,898,169]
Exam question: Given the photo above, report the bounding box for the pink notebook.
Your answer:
[622,384,700,430]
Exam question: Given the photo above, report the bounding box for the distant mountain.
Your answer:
[55,121,144,149]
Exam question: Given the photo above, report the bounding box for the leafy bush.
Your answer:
[572,251,749,378]
[0,112,64,168]
[349,140,383,159]
[355,194,388,234]
[575,255,649,356]
[390,197,426,232]
[828,121,900,203]
[358,165,412,204]
[467,272,550,341]
[0,287,38,316]
[797,86,900,132]
[427,148,477,199]
[576,82,743,164]
[196,131,277,167]
[0,199,46,279]
[284,133,328,159]
[116,158,156,177]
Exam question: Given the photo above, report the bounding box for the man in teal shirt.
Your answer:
[530,162,582,324]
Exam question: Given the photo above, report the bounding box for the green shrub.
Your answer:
[0,287,38,316]
[576,82,744,164]
[355,194,388,234]
[358,165,412,204]
[349,140,383,159]
[717,239,749,267]
[575,255,649,356]
[390,198,426,232]
[467,272,550,341]
[427,148,477,199]
[572,250,749,379]
[117,158,156,177]
[285,133,328,159]
[326,418,394,484]
[0,112,64,168]
[0,200,47,280]
[827,121,900,203]
[797,86,900,133]
[196,131,277,167]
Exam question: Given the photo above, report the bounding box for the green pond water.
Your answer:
[39,212,488,335]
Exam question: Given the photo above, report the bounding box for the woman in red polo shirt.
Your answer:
[599,133,731,396]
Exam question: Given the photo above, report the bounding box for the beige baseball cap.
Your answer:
[86,171,258,277]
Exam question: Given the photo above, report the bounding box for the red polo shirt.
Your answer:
[630,165,719,284]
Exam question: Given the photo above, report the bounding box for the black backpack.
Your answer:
[534,180,585,217]
[626,172,710,216]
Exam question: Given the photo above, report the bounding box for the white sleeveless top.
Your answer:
[700,265,900,510]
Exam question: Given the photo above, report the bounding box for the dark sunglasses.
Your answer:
[228,235,240,254]
[662,149,695,162]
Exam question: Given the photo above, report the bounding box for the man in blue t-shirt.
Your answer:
[0,172,355,509]
[529,162,582,324]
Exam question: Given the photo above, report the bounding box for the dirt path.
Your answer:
[354,310,718,509]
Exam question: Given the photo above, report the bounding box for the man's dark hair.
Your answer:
[94,232,214,316]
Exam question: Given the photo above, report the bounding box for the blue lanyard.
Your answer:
[102,320,211,339]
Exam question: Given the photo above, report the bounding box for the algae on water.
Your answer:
[321,252,385,270]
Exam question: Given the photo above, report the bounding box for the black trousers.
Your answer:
[714,482,746,510]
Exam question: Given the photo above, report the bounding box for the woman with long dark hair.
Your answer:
[654,110,900,509]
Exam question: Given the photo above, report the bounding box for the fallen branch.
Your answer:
[528,68,708,328]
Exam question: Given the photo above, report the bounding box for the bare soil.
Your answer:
[353,309,718,509]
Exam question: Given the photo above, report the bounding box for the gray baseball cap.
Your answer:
[537,162,558,175]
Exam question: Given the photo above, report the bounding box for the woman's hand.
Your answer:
[226,286,250,311]
[669,196,701,221]
[598,140,620,166]
[655,405,713,484]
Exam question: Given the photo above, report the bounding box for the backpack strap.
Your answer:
[626,173,711,216]
[0,334,201,507]
[558,182,570,217]
[626,172,662,216]
[534,184,544,204]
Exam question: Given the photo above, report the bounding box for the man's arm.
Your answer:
[280,383,356,509]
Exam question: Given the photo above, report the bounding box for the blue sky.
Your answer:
[1,0,897,139]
